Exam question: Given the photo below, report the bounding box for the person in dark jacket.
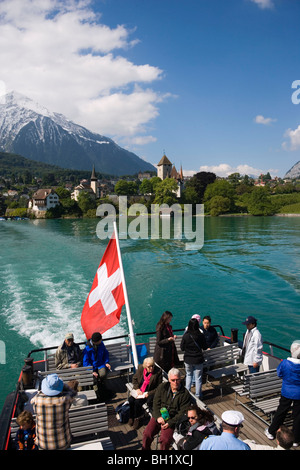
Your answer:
[202,315,219,349]
[142,368,191,450]
[128,357,162,429]
[175,404,220,450]
[265,340,300,447]
[82,332,111,400]
[153,311,179,373]
[181,318,207,399]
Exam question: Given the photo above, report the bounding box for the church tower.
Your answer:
[157,153,172,180]
[90,165,98,195]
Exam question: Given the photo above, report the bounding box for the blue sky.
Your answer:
[0,0,300,177]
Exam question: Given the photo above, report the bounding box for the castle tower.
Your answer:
[157,153,172,180]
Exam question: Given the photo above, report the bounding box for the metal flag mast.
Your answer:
[113,221,139,369]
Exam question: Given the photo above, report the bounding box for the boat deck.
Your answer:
[100,372,297,451]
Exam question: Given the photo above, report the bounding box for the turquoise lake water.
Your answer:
[0,216,300,410]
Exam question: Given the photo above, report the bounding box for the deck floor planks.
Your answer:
[101,373,298,451]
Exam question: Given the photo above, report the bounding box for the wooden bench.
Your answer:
[39,366,96,401]
[234,369,282,424]
[44,340,133,383]
[10,402,114,449]
[149,335,184,362]
[105,341,134,379]
[203,343,248,396]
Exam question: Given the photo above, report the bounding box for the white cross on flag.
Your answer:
[81,232,125,339]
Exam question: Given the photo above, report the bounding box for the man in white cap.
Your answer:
[199,410,251,450]
[31,373,76,450]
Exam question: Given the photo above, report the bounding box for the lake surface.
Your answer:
[0,216,300,410]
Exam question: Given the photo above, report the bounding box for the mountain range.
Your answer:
[0,91,156,176]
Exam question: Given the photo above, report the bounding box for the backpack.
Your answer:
[115,401,130,423]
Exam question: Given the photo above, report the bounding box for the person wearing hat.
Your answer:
[241,316,263,373]
[199,410,251,450]
[55,332,82,370]
[82,332,111,400]
[31,373,77,450]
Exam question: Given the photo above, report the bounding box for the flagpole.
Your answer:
[113,221,139,370]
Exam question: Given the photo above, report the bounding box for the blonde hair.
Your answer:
[143,357,154,368]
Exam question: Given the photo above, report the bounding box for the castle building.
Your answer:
[157,153,184,198]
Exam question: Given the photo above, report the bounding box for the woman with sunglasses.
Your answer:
[178,404,220,450]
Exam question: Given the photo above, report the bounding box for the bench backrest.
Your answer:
[203,343,240,369]
[10,402,108,444]
[105,341,130,365]
[45,340,130,371]
[40,366,94,388]
[149,335,184,356]
[248,369,282,400]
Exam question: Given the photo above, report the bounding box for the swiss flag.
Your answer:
[81,232,125,339]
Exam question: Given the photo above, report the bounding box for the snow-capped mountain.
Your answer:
[0,91,155,176]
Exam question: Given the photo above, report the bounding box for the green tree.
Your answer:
[115,180,129,195]
[209,196,231,216]
[153,178,179,205]
[77,191,96,214]
[140,179,153,195]
[245,187,275,216]
[203,179,236,214]
[185,172,216,203]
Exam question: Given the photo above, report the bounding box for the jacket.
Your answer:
[180,331,207,365]
[242,326,263,366]
[132,364,162,398]
[277,357,300,400]
[82,340,109,371]
[152,381,191,429]
[55,341,82,369]
[153,325,179,372]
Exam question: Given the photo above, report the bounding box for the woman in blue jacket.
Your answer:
[265,340,300,447]
[83,332,111,400]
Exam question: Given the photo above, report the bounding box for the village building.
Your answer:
[28,189,59,217]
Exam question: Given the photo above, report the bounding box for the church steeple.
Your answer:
[90,165,97,195]
[91,164,97,181]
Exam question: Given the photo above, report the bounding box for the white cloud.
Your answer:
[254,115,277,125]
[197,163,274,178]
[249,0,274,9]
[283,125,300,151]
[0,0,166,142]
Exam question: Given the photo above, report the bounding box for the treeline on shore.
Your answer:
[3,170,300,219]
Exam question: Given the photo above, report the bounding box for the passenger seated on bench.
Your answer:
[173,404,220,450]
[55,332,82,369]
[142,368,190,451]
[128,357,162,429]
[67,380,88,407]
[82,332,111,401]
[15,410,37,450]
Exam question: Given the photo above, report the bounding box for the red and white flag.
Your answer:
[81,231,125,339]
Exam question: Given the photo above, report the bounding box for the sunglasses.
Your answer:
[188,416,197,420]
[170,378,181,382]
